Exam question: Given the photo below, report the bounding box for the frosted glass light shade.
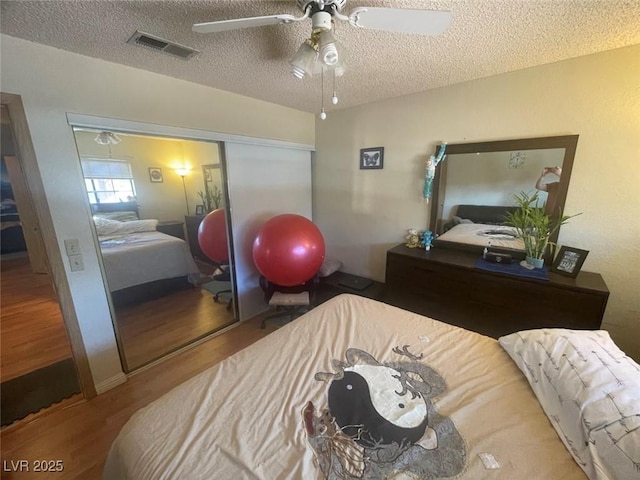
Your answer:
[318,30,338,66]
[290,40,318,79]
[94,131,122,145]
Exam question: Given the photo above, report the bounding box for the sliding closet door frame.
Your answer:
[66,113,314,364]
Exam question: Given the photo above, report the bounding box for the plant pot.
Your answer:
[526,256,545,269]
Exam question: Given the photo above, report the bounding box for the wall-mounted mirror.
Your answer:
[430,135,578,255]
[72,128,236,372]
[201,164,224,212]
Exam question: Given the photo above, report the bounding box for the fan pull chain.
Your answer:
[320,68,327,120]
[332,69,339,105]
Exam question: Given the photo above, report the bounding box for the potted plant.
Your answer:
[197,186,223,213]
[504,191,579,268]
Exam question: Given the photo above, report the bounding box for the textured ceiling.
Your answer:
[2,0,640,114]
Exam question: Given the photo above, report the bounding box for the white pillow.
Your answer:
[93,211,139,222]
[94,216,157,236]
[318,256,343,277]
[499,329,640,480]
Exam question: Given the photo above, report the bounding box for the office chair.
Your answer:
[259,274,319,328]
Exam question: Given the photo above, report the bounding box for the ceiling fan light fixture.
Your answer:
[193,0,452,117]
[94,131,122,145]
[290,38,318,79]
[318,30,339,66]
[311,11,333,32]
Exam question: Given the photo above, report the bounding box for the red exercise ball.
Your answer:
[252,214,325,287]
[197,208,229,263]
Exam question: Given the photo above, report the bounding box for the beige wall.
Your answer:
[0,34,315,390]
[74,131,220,220]
[314,44,640,360]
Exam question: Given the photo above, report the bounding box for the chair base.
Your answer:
[260,303,311,329]
[258,283,315,329]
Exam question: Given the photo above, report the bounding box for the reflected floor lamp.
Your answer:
[176,169,190,214]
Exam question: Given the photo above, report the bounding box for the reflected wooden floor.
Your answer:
[0,255,74,383]
[115,284,235,370]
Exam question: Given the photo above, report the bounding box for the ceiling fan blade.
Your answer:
[193,14,297,34]
[350,7,452,35]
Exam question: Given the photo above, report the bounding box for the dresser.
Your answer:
[384,244,609,338]
[156,220,185,240]
[184,215,209,262]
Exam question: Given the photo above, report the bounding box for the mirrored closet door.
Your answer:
[72,128,236,372]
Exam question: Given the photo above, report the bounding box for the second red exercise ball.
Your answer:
[197,208,229,263]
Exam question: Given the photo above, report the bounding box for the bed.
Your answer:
[92,203,200,306]
[104,294,639,479]
[435,222,524,251]
[436,204,526,258]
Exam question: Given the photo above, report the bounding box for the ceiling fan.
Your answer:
[193,0,452,118]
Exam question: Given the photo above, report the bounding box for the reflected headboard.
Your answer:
[91,202,140,219]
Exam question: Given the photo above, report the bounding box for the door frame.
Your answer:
[1,92,96,398]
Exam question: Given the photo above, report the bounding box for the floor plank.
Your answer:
[0,255,74,382]
[115,285,235,370]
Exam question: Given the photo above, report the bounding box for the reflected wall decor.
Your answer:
[148,167,163,183]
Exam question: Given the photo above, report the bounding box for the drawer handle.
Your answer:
[415,266,434,273]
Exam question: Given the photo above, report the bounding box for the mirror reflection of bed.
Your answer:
[431,135,578,256]
[72,129,235,372]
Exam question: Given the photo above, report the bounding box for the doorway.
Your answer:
[0,103,82,426]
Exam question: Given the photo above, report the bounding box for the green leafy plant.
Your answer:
[197,186,223,212]
[504,191,580,261]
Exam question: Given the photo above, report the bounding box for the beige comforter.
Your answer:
[104,294,586,479]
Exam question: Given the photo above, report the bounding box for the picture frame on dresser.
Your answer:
[551,246,589,278]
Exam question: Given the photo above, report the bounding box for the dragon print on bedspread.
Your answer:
[303,347,466,479]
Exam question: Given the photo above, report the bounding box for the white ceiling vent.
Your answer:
[127,31,199,60]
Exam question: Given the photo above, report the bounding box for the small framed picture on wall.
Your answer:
[148,167,163,183]
[360,147,384,170]
[551,246,589,278]
[195,205,205,215]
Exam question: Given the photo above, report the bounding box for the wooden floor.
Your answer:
[0,316,277,479]
[115,284,235,370]
[0,255,74,382]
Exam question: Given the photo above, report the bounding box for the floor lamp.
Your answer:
[176,169,190,214]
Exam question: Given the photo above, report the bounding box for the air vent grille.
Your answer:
[127,31,199,60]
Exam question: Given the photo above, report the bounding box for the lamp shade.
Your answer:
[290,39,318,79]
[94,131,122,145]
[318,30,339,66]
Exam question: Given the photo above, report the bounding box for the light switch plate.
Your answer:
[69,254,84,271]
[64,238,81,256]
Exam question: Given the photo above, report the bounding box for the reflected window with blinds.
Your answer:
[81,158,136,204]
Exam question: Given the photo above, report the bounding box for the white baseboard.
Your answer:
[95,372,127,394]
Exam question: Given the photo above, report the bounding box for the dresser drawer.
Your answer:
[386,253,470,299]
[469,273,604,329]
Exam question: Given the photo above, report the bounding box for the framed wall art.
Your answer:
[148,167,163,183]
[360,147,384,170]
